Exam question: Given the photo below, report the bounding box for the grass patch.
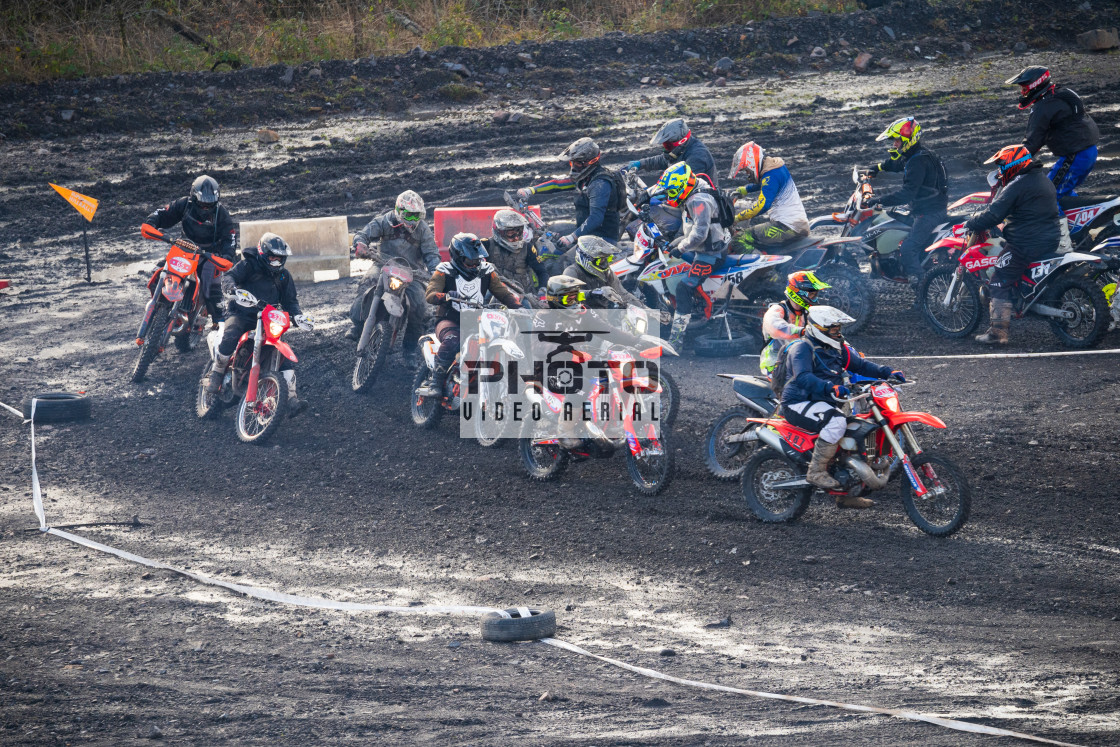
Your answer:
[438,83,482,102]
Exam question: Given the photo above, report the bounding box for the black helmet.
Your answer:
[189,175,220,222]
[258,232,291,276]
[650,118,692,158]
[559,137,602,186]
[449,232,488,280]
[1005,66,1052,110]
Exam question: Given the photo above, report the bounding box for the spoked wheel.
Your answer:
[900,453,971,537]
[919,266,982,338]
[352,321,391,393]
[816,263,875,335]
[1047,276,1109,348]
[410,364,444,429]
[740,448,812,523]
[174,312,206,352]
[626,431,674,495]
[235,371,287,444]
[703,406,758,481]
[195,361,220,419]
[656,370,679,430]
[474,384,506,448]
[519,436,570,481]
[130,303,171,383]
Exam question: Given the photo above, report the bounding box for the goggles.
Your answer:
[498,226,525,241]
[398,210,422,223]
[590,254,614,269]
[814,322,844,339]
[569,158,595,171]
[546,290,585,307]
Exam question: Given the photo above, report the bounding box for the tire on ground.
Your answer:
[480,608,557,642]
[692,331,757,358]
[21,393,92,423]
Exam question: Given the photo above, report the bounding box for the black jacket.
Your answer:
[639,137,719,188]
[573,165,625,242]
[221,245,302,321]
[875,145,948,216]
[1023,88,1100,158]
[780,339,892,408]
[964,162,1059,258]
[145,197,238,258]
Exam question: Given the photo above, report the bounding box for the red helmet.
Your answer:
[729,141,765,183]
[984,144,1033,185]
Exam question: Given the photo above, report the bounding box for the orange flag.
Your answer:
[49,183,99,222]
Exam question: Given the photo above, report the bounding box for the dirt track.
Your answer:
[2,5,1120,743]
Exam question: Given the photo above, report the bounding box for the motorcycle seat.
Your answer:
[721,253,772,268]
[751,236,820,255]
[733,376,773,402]
[1059,195,1108,210]
[886,208,915,226]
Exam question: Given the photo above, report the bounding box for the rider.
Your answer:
[653,163,728,347]
[1006,66,1101,251]
[864,117,948,301]
[485,208,549,295]
[348,190,440,366]
[207,233,310,416]
[420,233,524,396]
[728,141,811,251]
[964,144,1061,345]
[625,118,718,188]
[142,174,238,323]
[760,271,830,376]
[562,235,646,309]
[780,305,904,506]
[515,137,627,255]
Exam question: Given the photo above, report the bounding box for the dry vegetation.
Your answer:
[0,0,857,84]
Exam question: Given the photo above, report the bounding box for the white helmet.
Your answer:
[394,190,426,234]
[805,305,854,350]
[491,208,529,254]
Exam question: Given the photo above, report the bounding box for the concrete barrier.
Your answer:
[239,217,350,282]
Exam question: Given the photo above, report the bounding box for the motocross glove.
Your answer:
[353,242,370,259]
[668,236,686,258]
[863,165,880,179]
[516,187,536,202]
[865,195,883,207]
[832,384,850,400]
[649,193,667,207]
[624,160,641,172]
[293,314,314,330]
[891,370,906,383]
[557,234,576,250]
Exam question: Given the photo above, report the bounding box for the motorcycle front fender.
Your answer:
[495,338,525,360]
[884,410,946,430]
[808,214,842,230]
[267,339,298,363]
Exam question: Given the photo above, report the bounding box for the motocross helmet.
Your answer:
[258,232,292,276]
[189,175,220,222]
[544,275,587,309]
[449,232,488,280]
[805,305,854,350]
[785,270,831,312]
[1006,66,1052,110]
[574,235,616,283]
[729,141,765,183]
[876,117,921,162]
[394,190,426,234]
[559,137,602,185]
[653,162,697,208]
[650,118,691,156]
[491,209,529,254]
[984,144,1033,186]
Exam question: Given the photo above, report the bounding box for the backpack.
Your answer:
[697,187,738,229]
[768,339,799,399]
[599,168,629,215]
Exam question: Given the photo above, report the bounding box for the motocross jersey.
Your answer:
[759,302,805,374]
[426,261,520,324]
[352,210,440,272]
[734,158,810,234]
[530,165,625,242]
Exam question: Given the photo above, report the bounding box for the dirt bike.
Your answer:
[519,338,676,496]
[132,225,234,382]
[351,257,427,393]
[1085,235,1120,331]
[739,379,970,536]
[195,290,314,444]
[703,373,777,481]
[468,305,529,448]
[918,228,1111,347]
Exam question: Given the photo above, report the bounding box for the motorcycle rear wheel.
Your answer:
[410,364,444,429]
[352,320,390,393]
[174,309,205,353]
[900,453,970,537]
[741,448,812,523]
[519,436,570,481]
[704,406,758,481]
[1047,275,1109,348]
[919,266,982,338]
[626,431,674,496]
[816,263,875,335]
[130,303,171,383]
[235,371,287,444]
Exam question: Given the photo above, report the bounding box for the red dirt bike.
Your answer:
[195,289,314,444]
[132,225,233,382]
[738,378,970,536]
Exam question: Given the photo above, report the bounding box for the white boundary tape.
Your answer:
[743,347,1120,360]
[6,397,1087,747]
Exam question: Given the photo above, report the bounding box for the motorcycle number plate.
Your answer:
[870,384,895,399]
[169,256,193,274]
[382,293,404,316]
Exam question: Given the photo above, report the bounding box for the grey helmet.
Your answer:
[257,232,292,276]
[491,209,529,254]
[544,274,587,308]
[394,190,426,234]
[189,174,220,222]
[574,235,616,283]
[559,137,602,186]
[650,118,692,157]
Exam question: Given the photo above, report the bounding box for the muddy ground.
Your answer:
[2,1,1120,743]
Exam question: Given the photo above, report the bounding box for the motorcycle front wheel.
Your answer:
[704,406,758,481]
[519,436,570,481]
[410,364,444,429]
[130,303,171,383]
[235,371,287,444]
[740,448,812,523]
[919,266,982,338]
[352,320,391,393]
[900,453,971,537]
[626,432,674,496]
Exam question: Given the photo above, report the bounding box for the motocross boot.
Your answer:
[282,370,306,418]
[806,438,842,490]
[668,313,691,349]
[907,275,922,311]
[975,299,1011,345]
[417,364,448,398]
[206,353,231,394]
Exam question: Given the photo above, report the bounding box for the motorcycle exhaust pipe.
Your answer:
[755,426,785,453]
[842,455,891,490]
[726,425,759,443]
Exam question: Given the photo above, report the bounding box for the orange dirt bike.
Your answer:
[195,289,314,444]
[132,225,233,382]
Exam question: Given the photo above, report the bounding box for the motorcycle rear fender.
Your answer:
[948,191,992,211]
[927,236,966,253]
[808,214,843,229]
[494,338,525,360]
[883,410,946,429]
[266,338,298,363]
